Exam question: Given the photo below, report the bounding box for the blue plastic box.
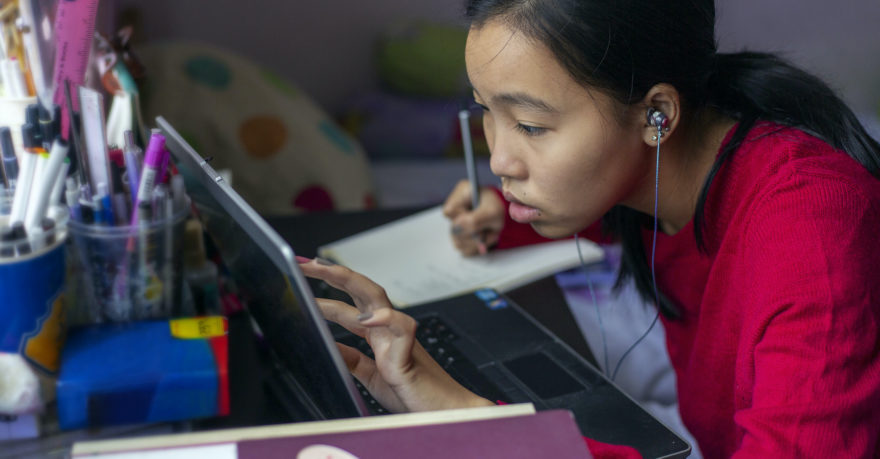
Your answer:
[56,319,228,430]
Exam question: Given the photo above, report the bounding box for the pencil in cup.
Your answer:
[65,199,190,324]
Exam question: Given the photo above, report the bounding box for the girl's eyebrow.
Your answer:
[471,86,558,113]
[492,92,559,114]
[471,87,559,114]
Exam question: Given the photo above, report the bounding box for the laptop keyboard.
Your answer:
[336,315,507,415]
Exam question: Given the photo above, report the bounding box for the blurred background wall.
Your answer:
[108,0,880,211]
[116,0,880,117]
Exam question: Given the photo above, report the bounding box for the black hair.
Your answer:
[465,0,880,318]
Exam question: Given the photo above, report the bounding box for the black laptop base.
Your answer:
[324,289,689,459]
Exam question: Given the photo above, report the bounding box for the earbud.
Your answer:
[646,108,668,130]
[646,108,669,142]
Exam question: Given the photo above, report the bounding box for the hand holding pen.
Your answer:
[441,108,504,256]
[442,180,505,256]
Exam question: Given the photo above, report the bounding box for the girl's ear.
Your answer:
[641,83,680,146]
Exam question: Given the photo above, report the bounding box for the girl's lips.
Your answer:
[503,191,540,223]
[509,200,540,223]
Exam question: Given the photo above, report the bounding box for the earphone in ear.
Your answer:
[582,106,669,380]
[646,107,668,129]
[646,108,669,142]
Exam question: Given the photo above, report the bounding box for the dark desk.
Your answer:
[10,209,684,458]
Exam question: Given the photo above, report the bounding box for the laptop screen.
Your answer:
[157,116,369,421]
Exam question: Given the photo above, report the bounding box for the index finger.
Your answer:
[298,258,393,314]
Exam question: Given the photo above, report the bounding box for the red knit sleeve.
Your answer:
[490,187,608,249]
[583,438,643,459]
[730,173,880,457]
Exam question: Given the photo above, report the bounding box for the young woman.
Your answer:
[300,0,880,456]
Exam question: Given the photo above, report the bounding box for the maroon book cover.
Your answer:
[237,410,592,458]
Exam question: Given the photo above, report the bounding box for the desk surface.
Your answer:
[5,208,682,458]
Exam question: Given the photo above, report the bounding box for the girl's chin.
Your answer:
[528,220,579,240]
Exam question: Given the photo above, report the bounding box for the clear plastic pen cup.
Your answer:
[66,203,189,325]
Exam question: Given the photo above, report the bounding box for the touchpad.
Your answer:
[503,352,584,399]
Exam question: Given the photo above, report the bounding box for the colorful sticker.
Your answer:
[475,288,507,309]
[23,294,66,373]
[170,316,228,339]
[475,288,498,301]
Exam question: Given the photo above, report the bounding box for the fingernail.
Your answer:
[316,257,336,266]
[451,225,464,235]
[295,256,312,264]
[357,311,373,322]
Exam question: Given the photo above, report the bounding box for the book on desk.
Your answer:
[70,403,593,458]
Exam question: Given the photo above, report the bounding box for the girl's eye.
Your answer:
[515,124,546,136]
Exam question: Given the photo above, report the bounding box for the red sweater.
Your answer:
[495,123,880,457]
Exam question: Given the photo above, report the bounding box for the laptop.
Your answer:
[158,117,690,458]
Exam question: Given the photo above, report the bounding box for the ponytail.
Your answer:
[693,52,880,250]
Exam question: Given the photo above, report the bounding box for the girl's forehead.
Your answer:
[467,24,575,93]
[465,23,547,73]
[465,21,610,116]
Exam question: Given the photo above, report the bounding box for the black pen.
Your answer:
[10,222,30,256]
[0,127,17,189]
[0,225,15,257]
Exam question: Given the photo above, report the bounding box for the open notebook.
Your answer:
[318,206,603,307]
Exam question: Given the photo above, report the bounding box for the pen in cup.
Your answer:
[64,80,91,194]
[65,177,81,221]
[171,174,185,214]
[0,127,18,189]
[123,130,142,209]
[10,127,41,225]
[26,139,69,236]
[161,187,174,316]
[49,158,70,209]
[91,193,105,226]
[132,132,166,224]
[96,181,115,225]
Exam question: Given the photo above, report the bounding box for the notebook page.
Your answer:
[318,206,603,307]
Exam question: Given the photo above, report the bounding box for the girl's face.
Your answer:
[466,20,652,238]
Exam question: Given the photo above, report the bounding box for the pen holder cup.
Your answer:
[65,204,190,325]
[0,95,38,157]
[0,205,69,411]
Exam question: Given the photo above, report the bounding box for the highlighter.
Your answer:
[25,138,69,235]
[9,125,41,224]
[135,132,166,209]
